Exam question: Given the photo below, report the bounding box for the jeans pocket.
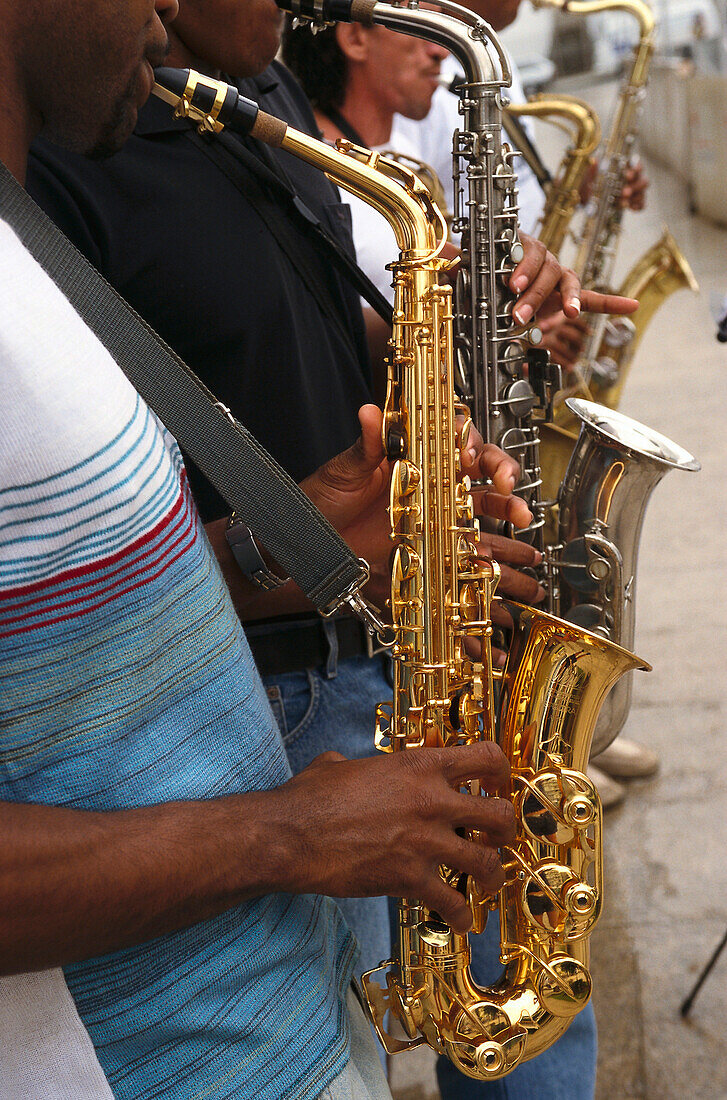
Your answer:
[264,669,321,758]
[266,686,288,739]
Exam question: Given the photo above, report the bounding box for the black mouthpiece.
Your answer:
[153,67,260,136]
[275,0,358,22]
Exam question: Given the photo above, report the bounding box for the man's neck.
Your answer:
[164,28,221,78]
[0,65,42,183]
[335,75,394,148]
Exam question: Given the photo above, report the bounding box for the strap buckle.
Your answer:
[320,558,395,652]
[225,513,289,590]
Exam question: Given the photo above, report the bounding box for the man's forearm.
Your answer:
[0,794,277,975]
[1,742,518,972]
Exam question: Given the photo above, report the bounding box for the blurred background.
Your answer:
[387,1,727,1095]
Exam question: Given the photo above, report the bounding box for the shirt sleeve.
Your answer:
[26,145,106,271]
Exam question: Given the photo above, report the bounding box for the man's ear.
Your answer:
[335,21,372,63]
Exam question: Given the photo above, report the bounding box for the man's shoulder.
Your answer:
[248,60,320,137]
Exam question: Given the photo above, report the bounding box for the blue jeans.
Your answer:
[263,652,393,982]
[436,915,597,1100]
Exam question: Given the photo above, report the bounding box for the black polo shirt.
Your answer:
[27,62,373,521]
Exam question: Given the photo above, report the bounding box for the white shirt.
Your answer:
[0,218,117,1100]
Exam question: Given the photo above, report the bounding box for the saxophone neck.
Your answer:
[152,67,442,258]
[531,0,654,37]
[279,0,506,86]
[509,96,601,255]
[511,94,601,155]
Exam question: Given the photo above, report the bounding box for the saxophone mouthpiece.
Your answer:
[276,0,377,26]
[152,68,288,146]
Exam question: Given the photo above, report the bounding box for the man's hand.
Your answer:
[478,531,544,605]
[299,404,392,597]
[510,235,639,326]
[459,419,533,531]
[538,312,590,375]
[209,406,539,617]
[0,741,515,971]
[620,161,648,211]
[268,742,516,934]
[579,158,649,211]
[301,406,537,601]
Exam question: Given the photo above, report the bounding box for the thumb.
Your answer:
[356,404,385,468]
[328,404,385,486]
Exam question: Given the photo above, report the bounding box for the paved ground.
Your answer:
[390,74,727,1100]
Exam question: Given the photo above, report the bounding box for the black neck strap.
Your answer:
[0,159,372,619]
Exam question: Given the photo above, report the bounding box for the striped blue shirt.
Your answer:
[0,221,356,1099]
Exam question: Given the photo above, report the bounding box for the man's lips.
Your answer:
[139,39,170,103]
[132,58,156,108]
[146,35,171,73]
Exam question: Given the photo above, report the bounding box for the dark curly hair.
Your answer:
[281,16,348,113]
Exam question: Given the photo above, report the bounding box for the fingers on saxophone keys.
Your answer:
[473,488,532,529]
[462,633,509,666]
[511,241,576,321]
[508,232,546,296]
[450,793,516,847]
[437,741,510,791]
[452,836,508,893]
[464,442,520,495]
[490,601,514,633]
[420,877,478,934]
[478,531,542,567]
[498,563,546,605]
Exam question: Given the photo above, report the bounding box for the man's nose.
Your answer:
[156,0,180,25]
[428,42,450,61]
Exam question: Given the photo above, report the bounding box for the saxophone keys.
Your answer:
[563,792,597,829]
[456,689,485,728]
[535,955,592,1019]
[518,858,600,939]
[393,543,420,582]
[563,881,598,922]
[374,702,395,753]
[450,1008,527,1080]
[392,458,421,497]
[517,769,600,844]
[500,228,524,264]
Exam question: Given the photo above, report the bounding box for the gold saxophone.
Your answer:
[152,62,650,1081]
[539,230,699,508]
[531,0,697,411]
[509,94,601,258]
[378,150,453,235]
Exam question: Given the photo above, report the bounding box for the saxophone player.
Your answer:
[18,0,637,1095]
[0,0,570,1096]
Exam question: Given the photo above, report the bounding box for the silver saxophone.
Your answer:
[417,0,700,751]
[553,400,699,752]
[282,0,555,550]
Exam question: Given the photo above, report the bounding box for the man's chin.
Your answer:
[86,102,138,161]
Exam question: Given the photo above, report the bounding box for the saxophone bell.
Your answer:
[364,597,651,1080]
[555,399,699,754]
